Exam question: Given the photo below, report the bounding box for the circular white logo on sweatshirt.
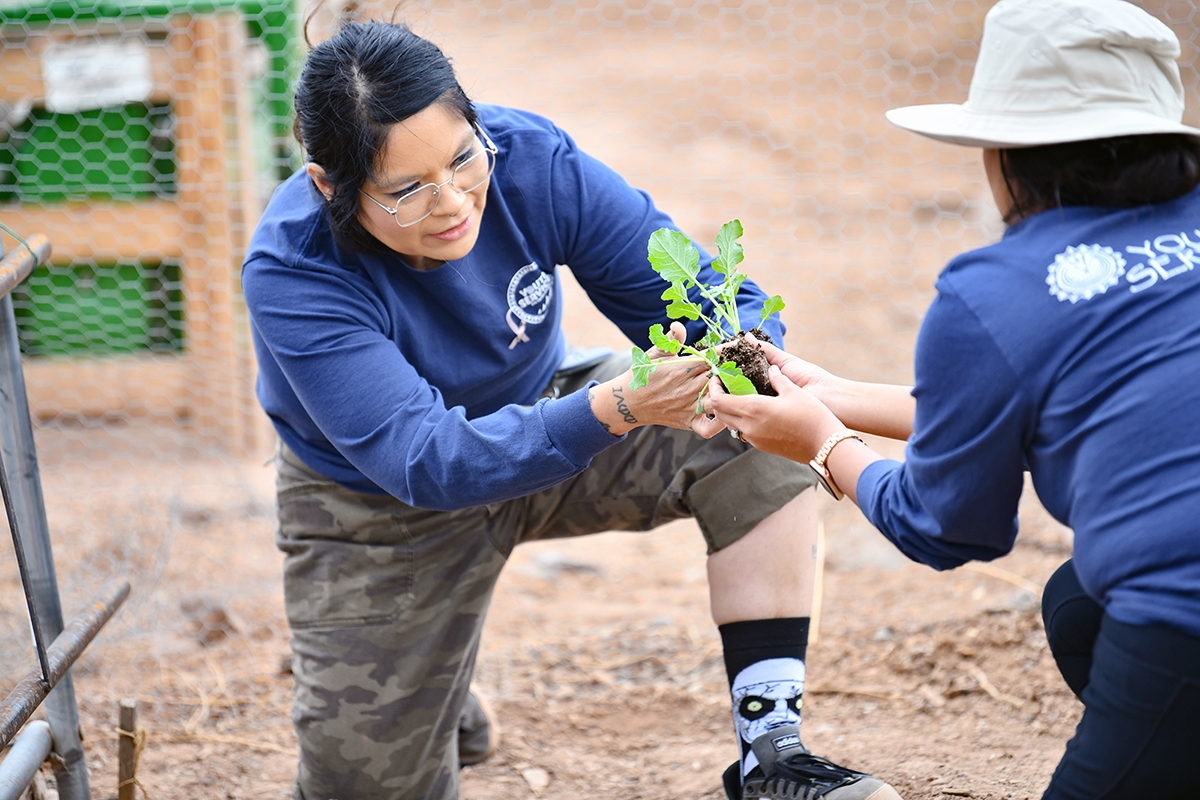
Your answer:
[507,262,553,324]
[1046,244,1126,303]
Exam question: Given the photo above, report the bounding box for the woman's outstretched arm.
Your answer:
[752,337,915,441]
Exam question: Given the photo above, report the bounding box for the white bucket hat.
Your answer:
[886,0,1200,149]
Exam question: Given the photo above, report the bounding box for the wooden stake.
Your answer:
[960,561,1044,598]
[30,769,49,800]
[118,699,137,800]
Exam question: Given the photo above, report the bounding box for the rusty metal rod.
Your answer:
[0,235,53,683]
[0,578,131,749]
[0,446,52,690]
[0,233,49,301]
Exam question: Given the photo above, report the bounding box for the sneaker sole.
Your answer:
[746,785,903,800]
[744,776,905,800]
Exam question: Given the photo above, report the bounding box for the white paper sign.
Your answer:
[41,38,152,113]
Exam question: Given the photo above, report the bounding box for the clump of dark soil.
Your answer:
[716,328,775,395]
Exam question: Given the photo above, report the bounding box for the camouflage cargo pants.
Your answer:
[273,353,817,800]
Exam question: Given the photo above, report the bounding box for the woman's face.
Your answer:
[358,103,489,270]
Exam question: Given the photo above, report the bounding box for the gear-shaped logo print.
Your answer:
[1046,244,1126,303]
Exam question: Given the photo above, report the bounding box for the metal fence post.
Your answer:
[0,720,52,800]
[0,238,91,800]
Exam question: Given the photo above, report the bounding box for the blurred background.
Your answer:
[0,0,1197,792]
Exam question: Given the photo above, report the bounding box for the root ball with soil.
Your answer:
[714,329,775,397]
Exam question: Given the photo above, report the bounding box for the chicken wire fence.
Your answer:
[0,0,1198,719]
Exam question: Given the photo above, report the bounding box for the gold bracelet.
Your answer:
[808,429,864,501]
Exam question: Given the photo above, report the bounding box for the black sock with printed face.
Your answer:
[719,617,811,782]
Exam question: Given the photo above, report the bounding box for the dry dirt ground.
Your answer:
[15,423,1080,800]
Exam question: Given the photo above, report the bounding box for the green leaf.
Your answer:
[629,347,655,391]
[648,324,682,354]
[713,219,745,276]
[661,281,699,311]
[760,294,786,322]
[664,282,701,320]
[696,329,720,350]
[666,301,701,321]
[715,361,758,395]
[648,228,701,284]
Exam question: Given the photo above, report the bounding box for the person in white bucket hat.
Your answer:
[884,0,1200,149]
[703,0,1200,797]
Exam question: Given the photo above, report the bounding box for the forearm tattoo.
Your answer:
[612,386,637,425]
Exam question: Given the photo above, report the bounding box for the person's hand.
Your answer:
[651,322,726,437]
[743,333,840,405]
[590,322,724,438]
[703,364,843,463]
[741,333,915,441]
[647,321,688,359]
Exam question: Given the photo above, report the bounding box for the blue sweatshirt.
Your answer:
[858,186,1200,639]
[242,104,784,510]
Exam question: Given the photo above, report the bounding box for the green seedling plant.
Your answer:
[628,219,785,412]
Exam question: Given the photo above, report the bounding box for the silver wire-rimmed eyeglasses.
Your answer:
[360,124,497,228]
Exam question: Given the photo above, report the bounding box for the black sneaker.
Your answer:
[722,726,902,800]
[458,687,500,768]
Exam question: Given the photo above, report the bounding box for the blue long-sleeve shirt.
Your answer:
[858,186,1200,638]
[242,104,784,510]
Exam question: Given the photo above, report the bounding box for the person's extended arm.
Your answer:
[244,252,721,511]
[707,289,1029,569]
[703,333,913,505]
[753,337,915,441]
[704,364,883,504]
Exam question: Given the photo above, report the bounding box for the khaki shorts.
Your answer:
[274,352,817,800]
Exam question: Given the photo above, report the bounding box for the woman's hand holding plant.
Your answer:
[705,366,887,505]
[746,335,838,397]
[589,321,726,438]
[705,365,843,464]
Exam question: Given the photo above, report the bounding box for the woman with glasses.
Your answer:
[242,17,900,800]
[707,1,1200,797]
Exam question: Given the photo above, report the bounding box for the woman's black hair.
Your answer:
[293,20,477,253]
[998,133,1200,225]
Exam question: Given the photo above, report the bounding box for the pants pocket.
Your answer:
[279,519,414,629]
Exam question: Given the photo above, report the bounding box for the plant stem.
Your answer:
[692,281,739,336]
[647,353,710,367]
[694,309,727,339]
